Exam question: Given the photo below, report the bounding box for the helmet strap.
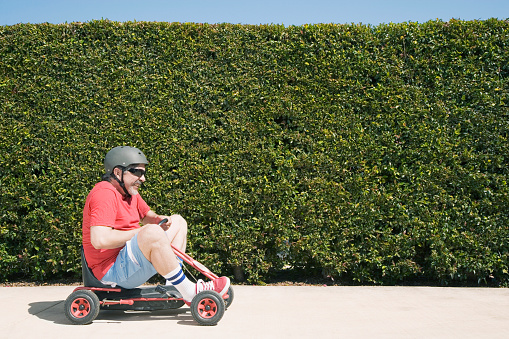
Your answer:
[111,168,131,198]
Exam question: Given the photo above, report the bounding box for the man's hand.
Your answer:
[157,215,173,231]
[142,210,173,231]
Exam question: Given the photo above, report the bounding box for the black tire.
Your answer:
[64,290,100,325]
[224,286,234,309]
[190,290,225,326]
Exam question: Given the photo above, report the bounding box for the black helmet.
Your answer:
[104,146,148,174]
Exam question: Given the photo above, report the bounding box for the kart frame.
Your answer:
[65,221,233,326]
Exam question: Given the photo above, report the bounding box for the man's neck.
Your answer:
[109,178,130,198]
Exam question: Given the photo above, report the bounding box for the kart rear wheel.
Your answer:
[190,290,225,326]
[64,289,100,325]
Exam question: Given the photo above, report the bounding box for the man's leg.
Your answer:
[136,223,229,303]
[164,214,187,252]
[137,224,195,299]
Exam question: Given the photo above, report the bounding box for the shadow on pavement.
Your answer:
[28,300,193,325]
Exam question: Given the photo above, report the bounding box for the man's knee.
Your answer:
[138,224,167,246]
[171,214,188,233]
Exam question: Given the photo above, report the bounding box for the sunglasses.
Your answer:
[126,167,146,177]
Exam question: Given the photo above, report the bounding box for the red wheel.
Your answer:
[71,298,92,318]
[64,290,100,325]
[190,291,225,326]
[197,297,219,319]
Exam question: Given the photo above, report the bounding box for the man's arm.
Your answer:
[90,225,141,250]
[141,210,162,225]
[141,210,172,230]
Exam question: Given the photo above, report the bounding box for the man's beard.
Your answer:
[127,180,143,196]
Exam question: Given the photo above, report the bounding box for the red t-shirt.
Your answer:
[82,181,151,279]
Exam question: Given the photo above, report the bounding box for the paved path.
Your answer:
[1,285,508,338]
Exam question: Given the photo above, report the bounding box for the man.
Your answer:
[82,146,230,304]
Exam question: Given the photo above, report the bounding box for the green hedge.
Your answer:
[1,19,508,285]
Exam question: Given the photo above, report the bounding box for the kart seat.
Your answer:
[81,247,115,288]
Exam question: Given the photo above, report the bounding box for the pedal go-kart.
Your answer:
[64,219,233,326]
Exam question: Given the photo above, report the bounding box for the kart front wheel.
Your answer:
[190,290,225,326]
[64,289,100,325]
[224,286,234,309]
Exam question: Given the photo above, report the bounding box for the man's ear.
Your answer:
[113,167,123,179]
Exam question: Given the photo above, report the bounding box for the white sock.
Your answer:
[164,266,196,301]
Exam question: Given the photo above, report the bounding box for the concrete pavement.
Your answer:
[1,285,509,338]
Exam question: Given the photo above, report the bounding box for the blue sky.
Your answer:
[1,0,508,26]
